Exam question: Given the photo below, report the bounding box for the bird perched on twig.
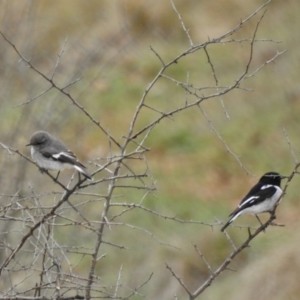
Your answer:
[26,131,92,181]
[221,172,287,232]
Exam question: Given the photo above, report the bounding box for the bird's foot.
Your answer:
[55,171,60,181]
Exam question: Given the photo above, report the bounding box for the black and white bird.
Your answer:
[26,131,92,181]
[221,172,287,232]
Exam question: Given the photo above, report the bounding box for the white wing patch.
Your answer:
[261,184,272,190]
[53,152,75,160]
[239,196,259,208]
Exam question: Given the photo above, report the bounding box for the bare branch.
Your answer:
[166,264,192,298]
[197,104,254,176]
[170,0,194,46]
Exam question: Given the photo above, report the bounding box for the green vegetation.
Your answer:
[0,1,300,299]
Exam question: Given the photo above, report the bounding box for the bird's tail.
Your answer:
[220,220,231,232]
[220,214,237,232]
[74,166,93,181]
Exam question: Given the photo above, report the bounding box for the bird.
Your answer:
[26,131,92,181]
[220,172,287,232]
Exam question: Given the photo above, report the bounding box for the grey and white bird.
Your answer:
[26,131,92,180]
[221,172,287,232]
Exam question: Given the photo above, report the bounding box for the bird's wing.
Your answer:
[40,149,87,169]
[229,185,277,217]
[240,184,276,207]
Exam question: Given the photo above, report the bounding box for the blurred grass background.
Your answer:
[0,0,300,299]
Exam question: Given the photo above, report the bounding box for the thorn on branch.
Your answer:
[270,222,285,227]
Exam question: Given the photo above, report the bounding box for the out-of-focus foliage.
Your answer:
[0,0,300,299]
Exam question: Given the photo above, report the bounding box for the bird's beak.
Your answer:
[25,143,31,147]
[280,175,289,179]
